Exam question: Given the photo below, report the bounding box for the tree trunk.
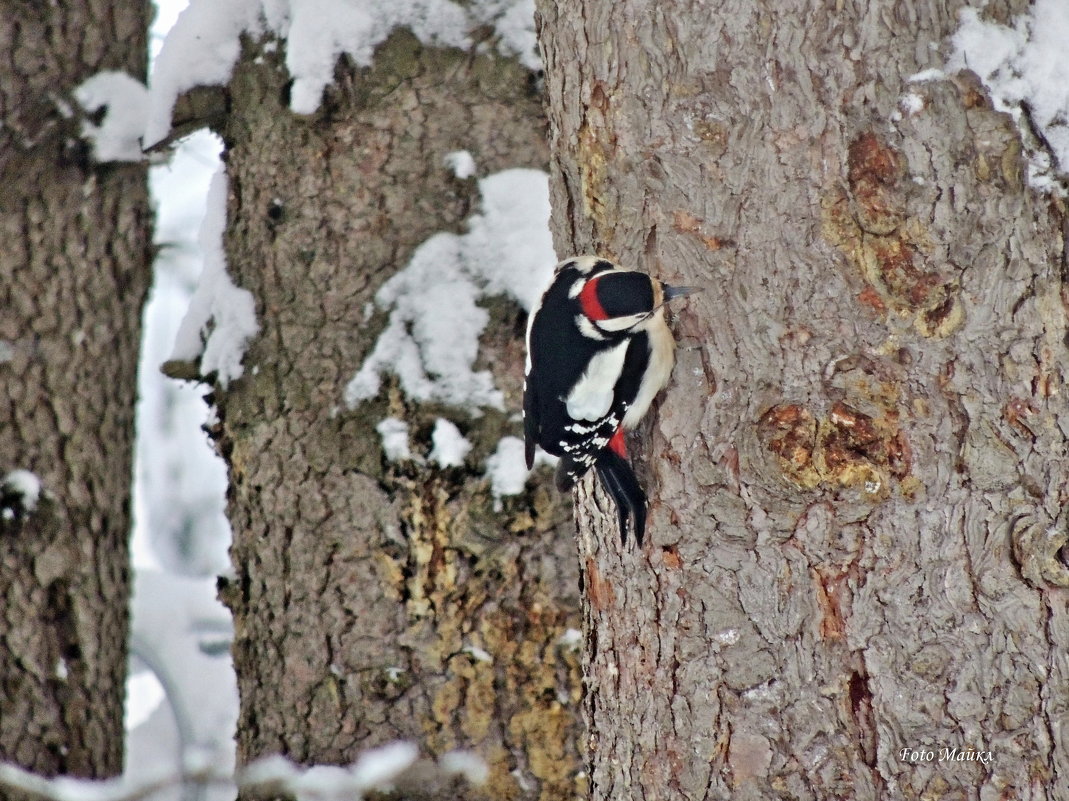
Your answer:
[210,31,585,799]
[0,0,150,780]
[537,0,1069,799]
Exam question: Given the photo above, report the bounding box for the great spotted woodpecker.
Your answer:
[523,256,697,545]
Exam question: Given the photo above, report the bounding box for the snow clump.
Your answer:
[73,71,150,162]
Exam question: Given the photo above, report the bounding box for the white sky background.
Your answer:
[123,3,236,796]
[96,0,1069,797]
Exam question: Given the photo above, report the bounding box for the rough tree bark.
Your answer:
[537,0,1068,799]
[199,30,584,800]
[0,0,150,781]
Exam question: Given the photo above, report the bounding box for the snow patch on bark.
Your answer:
[345,168,554,413]
[429,418,472,467]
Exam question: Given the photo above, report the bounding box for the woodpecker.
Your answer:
[523,255,697,545]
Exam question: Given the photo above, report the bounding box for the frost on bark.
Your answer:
[0,0,150,781]
[537,0,1069,799]
[202,31,584,800]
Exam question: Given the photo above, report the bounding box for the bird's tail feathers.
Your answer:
[594,448,647,546]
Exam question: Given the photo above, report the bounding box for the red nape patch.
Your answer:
[608,427,627,458]
[579,277,608,321]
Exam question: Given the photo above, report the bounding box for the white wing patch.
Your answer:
[565,340,629,421]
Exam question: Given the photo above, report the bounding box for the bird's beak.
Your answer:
[662,284,701,302]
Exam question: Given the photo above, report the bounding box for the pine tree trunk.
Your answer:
[537,0,1069,798]
[213,32,585,799]
[0,0,150,780]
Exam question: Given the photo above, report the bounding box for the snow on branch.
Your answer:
[145,0,541,148]
[167,167,259,388]
[345,167,554,413]
[144,0,263,148]
[0,743,486,801]
[947,0,1069,192]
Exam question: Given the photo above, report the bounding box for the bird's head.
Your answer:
[576,269,699,335]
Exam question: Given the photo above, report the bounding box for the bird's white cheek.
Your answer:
[576,315,608,341]
[595,312,647,333]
